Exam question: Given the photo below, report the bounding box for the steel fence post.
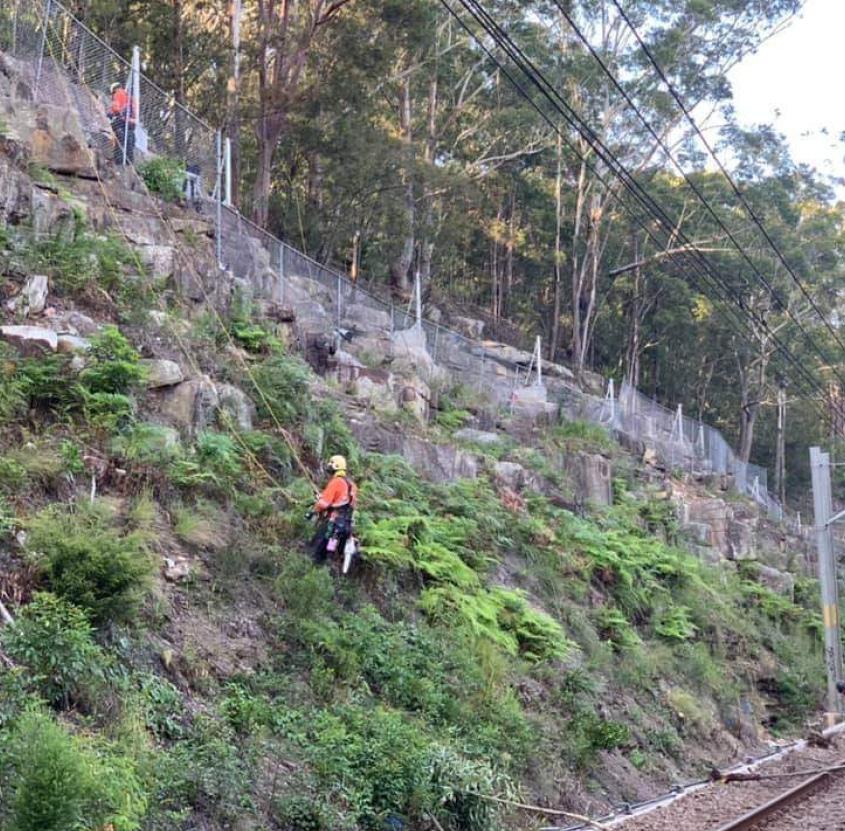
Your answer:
[278,244,285,305]
[11,0,19,56]
[35,0,52,100]
[336,274,342,328]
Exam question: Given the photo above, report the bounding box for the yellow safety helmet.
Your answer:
[327,455,347,473]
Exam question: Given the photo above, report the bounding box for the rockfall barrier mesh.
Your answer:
[1,0,784,522]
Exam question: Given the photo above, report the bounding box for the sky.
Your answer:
[727,0,845,190]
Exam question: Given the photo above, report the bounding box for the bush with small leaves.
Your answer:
[26,503,153,627]
[139,156,187,202]
[1,593,103,709]
[2,709,147,831]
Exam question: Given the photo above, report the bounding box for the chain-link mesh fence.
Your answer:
[1,0,786,522]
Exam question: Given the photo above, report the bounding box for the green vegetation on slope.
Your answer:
[0,304,825,831]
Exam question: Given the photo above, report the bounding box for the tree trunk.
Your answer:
[390,73,415,294]
[172,0,186,159]
[550,132,564,361]
[775,384,786,505]
[253,127,277,227]
[227,0,241,206]
[625,255,642,388]
[419,69,438,290]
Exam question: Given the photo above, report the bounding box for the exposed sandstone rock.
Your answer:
[5,273,48,316]
[0,324,57,354]
[141,359,184,389]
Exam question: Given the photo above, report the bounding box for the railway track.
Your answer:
[711,759,845,830]
[612,735,845,831]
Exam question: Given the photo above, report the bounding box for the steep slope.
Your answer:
[0,50,827,831]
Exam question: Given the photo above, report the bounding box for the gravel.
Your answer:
[614,736,845,831]
[756,769,845,830]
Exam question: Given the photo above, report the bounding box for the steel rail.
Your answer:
[712,759,845,831]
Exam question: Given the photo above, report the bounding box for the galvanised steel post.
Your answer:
[34,0,53,100]
[810,446,845,725]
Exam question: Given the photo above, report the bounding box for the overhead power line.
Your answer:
[440,0,839,420]
[609,0,845,362]
[551,0,845,392]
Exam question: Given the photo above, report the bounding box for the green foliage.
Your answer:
[25,216,136,296]
[552,420,614,452]
[139,156,187,202]
[25,502,153,627]
[273,796,329,831]
[80,326,145,394]
[111,422,182,465]
[434,407,473,431]
[251,352,312,424]
[1,593,102,708]
[2,709,146,831]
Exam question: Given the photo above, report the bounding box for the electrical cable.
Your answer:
[610,0,845,362]
[443,0,841,424]
[550,0,845,393]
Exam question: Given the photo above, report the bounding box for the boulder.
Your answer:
[391,326,445,386]
[399,376,431,423]
[141,359,184,389]
[684,497,730,555]
[561,452,613,506]
[355,374,398,414]
[0,324,57,354]
[347,419,477,484]
[341,302,392,334]
[728,519,756,561]
[453,315,485,339]
[158,376,219,433]
[163,556,192,583]
[56,310,99,336]
[6,273,48,316]
[454,428,503,446]
[28,104,97,178]
[216,383,256,432]
[139,244,175,279]
[56,334,90,354]
[335,349,365,384]
[756,564,795,598]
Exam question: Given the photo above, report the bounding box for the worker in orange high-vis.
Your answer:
[307,455,357,565]
[108,81,138,164]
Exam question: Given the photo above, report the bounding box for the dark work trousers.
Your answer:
[311,518,350,565]
[111,116,135,164]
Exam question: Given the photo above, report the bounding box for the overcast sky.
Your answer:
[727,0,845,189]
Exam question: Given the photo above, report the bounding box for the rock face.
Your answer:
[561,452,613,506]
[0,324,57,354]
[454,428,503,446]
[216,383,256,432]
[141,359,184,389]
[349,419,477,484]
[453,316,485,339]
[756,564,795,598]
[56,334,90,354]
[6,274,48,316]
[156,376,255,434]
[158,376,220,433]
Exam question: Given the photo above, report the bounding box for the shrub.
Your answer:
[79,326,145,395]
[251,353,312,424]
[139,156,187,202]
[26,219,135,295]
[26,503,153,627]
[3,710,147,831]
[273,795,329,831]
[1,593,103,708]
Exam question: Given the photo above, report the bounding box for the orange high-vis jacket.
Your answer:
[110,88,138,123]
[314,474,357,518]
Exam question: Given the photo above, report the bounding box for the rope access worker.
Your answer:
[108,82,138,165]
[307,455,357,565]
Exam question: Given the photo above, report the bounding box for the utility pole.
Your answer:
[809,446,844,725]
